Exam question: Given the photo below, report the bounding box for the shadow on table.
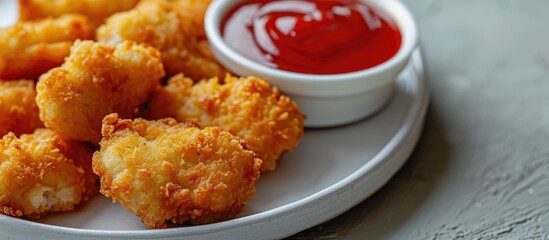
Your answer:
[286,104,452,239]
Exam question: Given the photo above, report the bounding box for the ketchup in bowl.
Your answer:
[222,0,402,75]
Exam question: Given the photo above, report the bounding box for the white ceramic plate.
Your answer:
[0,2,429,239]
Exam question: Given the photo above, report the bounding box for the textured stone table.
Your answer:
[289,0,549,239]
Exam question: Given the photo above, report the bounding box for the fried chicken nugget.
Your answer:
[170,0,212,37]
[97,0,225,81]
[93,114,261,228]
[0,80,44,136]
[0,14,94,80]
[0,80,43,136]
[144,74,305,171]
[19,0,141,25]
[36,40,165,143]
[0,129,97,219]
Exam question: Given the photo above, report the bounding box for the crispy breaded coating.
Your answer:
[19,0,141,25]
[144,74,305,171]
[170,0,212,37]
[0,129,97,219]
[93,114,261,228]
[97,0,225,81]
[0,80,43,136]
[36,40,165,143]
[0,14,94,80]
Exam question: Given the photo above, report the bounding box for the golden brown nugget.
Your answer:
[93,114,261,228]
[19,0,141,25]
[0,80,43,136]
[0,129,97,219]
[170,0,212,37]
[97,0,224,81]
[144,74,305,171]
[0,14,94,80]
[36,40,165,143]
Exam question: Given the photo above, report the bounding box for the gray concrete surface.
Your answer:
[289,0,549,239]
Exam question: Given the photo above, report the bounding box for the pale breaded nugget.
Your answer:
[19,0,141,25]
[93,114,261,228]
[144,74,305,172]
[170,0,212,37]
[0,80,43,136]
[97,0,225,81]
[0,14,94,80]
[0,129,97,219]
[36,40,165,143]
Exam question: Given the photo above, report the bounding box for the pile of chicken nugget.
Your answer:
[0,0,305,229]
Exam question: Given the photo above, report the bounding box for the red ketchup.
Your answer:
[222,0,402,75]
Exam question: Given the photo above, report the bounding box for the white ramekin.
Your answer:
[205,0,418,127]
